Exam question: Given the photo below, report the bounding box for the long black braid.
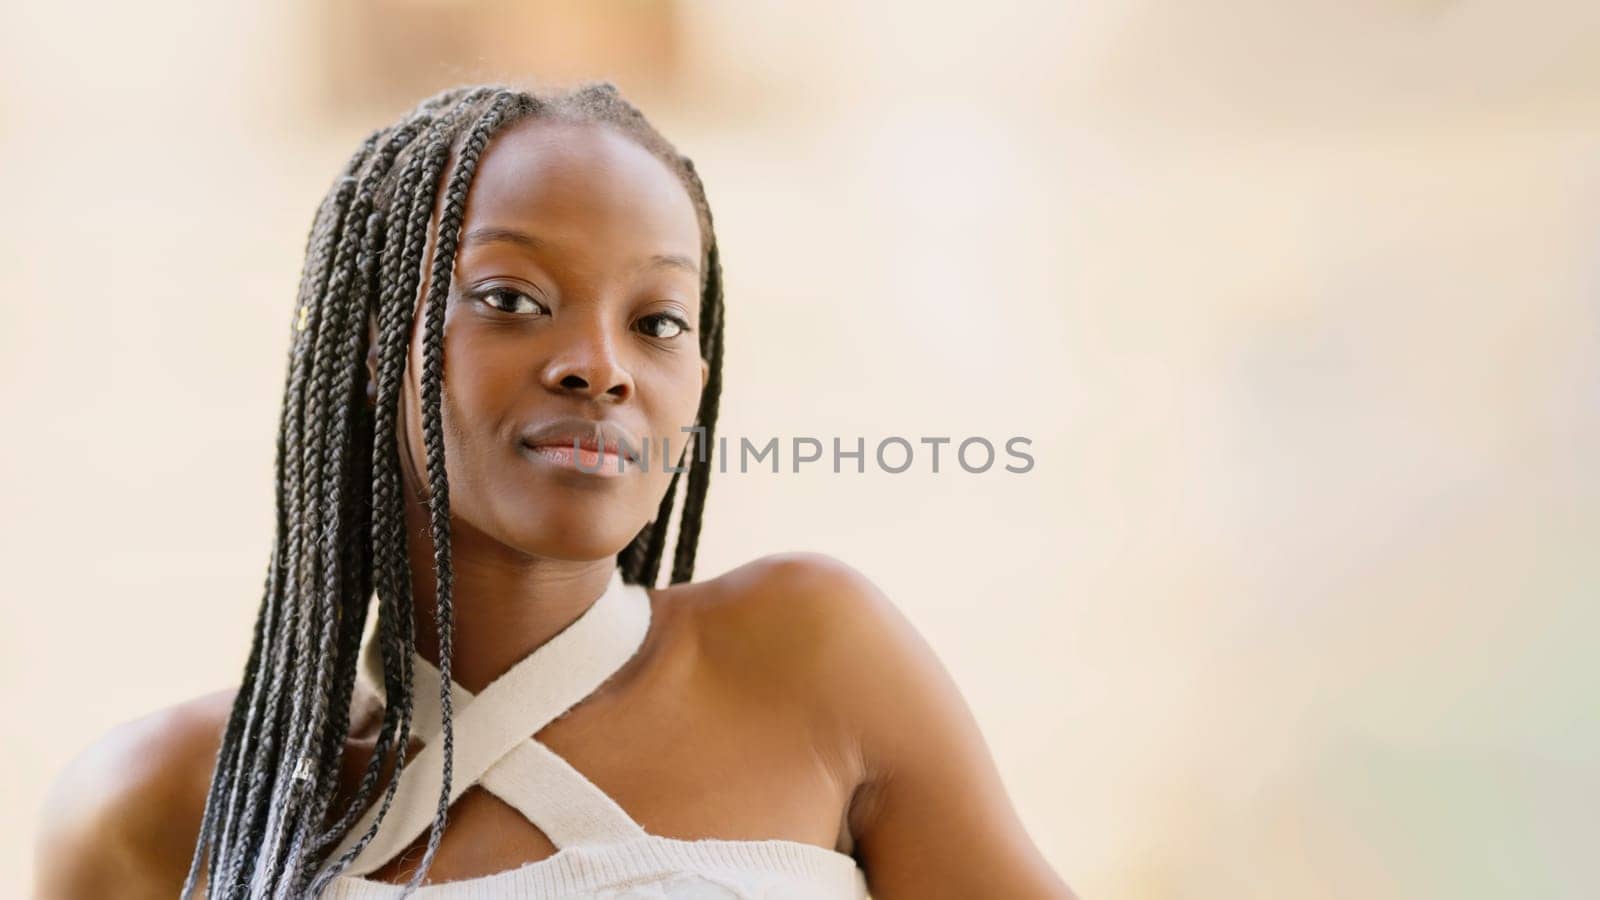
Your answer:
[182,81,728,899]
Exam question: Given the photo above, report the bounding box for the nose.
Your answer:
[539,316,635,403]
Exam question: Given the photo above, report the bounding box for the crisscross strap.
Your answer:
[332,568,653,875]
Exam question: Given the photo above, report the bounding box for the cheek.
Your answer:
[438,322,526,431]
[648,364,708,459]
[443,365,504,427]
[398,319,507,483]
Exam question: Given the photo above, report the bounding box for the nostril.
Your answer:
[560,374,588,390]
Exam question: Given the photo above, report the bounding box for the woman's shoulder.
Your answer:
[666,551,888,619]
[673,554,1076,898]
[35,687,236,898]
[659,551,899,674]
[655,551,923,744]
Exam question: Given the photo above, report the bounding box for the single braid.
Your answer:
[670,158,726,584]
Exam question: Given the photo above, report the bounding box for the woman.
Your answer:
[35,82,1074,900]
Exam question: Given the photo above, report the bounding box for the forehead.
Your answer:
[459,118,701,268]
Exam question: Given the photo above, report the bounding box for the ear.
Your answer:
[699,356,709,390]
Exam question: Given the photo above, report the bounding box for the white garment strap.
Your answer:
[376,641,652,851]
[334,568,652,875]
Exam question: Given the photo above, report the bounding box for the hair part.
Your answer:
[182,81,727,899]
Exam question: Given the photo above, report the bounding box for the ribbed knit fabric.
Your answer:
[320,567,870,899]
[323,836,868,899]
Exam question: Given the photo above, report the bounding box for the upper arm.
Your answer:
[34,745,139,899]
[763,553,1075,900]
[34,691,233,900]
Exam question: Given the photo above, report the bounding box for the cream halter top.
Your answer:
[320,567,871,899]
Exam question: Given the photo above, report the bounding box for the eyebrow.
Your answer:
[463,226,699,277]
[463,226,546,253]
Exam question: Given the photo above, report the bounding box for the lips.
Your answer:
[519,417,641,467]
[529,432,619,454]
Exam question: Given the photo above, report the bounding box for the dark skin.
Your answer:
[34,119,1076,900]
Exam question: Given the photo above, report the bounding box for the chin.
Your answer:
[494,508,637,563]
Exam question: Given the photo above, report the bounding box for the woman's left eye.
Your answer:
[638,313,691,340]
[476,287,545,316]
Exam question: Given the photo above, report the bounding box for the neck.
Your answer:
[400,503,621,694]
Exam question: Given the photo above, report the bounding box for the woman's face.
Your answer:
[392,117,708,563]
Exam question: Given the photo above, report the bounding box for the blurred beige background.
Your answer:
[4,1,1598,898]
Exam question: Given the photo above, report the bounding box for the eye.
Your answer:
[638,311,692,340]
[474,286,546,316]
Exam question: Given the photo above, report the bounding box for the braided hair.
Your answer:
[181,82,727,899]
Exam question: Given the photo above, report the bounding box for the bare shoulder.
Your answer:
[673,552,1076,898]
[666,551,902,693]
[34,688,236,900]
[673,551,892,636]
[662,551,929,766]
[688,551,957,748]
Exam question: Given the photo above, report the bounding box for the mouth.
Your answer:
[520,440,631,477]
[518,419,639,478]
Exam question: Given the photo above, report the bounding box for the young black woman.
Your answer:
[34,82,1075,900]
